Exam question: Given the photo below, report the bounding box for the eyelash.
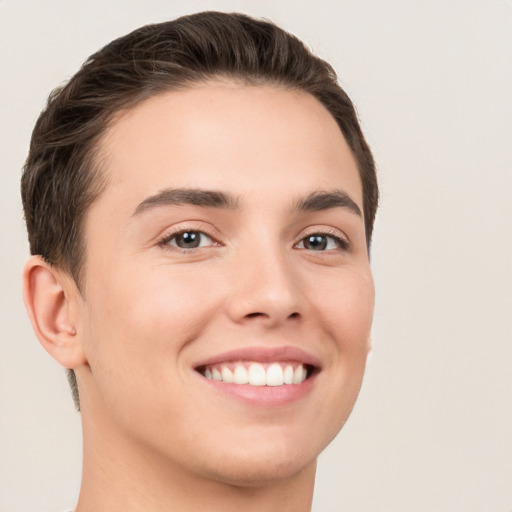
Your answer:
[297,228,351,252]
[157,227,350,253]
[158,226,219,253]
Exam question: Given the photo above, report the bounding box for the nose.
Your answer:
[224,247,304,328]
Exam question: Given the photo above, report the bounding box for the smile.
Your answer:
[198,362,310,387]
[193,346,320,405]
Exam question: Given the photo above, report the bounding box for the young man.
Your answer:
[21,11,378,512]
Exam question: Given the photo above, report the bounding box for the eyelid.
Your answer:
[167,231,213,248]
[155,223,351,253]
[295,226,351,251]
[157,223,222,251]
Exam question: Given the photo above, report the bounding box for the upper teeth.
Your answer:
[203,362,308,386]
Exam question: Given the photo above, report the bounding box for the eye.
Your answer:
[296,233,347,251]
[164,230,214,250]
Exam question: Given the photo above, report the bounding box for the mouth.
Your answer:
[196,361,316,387]
[192,346,320,405]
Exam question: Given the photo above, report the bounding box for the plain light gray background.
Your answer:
[1,1,511,511]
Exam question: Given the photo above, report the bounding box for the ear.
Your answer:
[22,256,87,369]
[366,333,374,364]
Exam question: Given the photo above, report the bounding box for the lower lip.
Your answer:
[199,373,317,407]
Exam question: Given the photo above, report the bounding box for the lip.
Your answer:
[193,346,321,407]
[200,374,318,407]
[193,345,322,369]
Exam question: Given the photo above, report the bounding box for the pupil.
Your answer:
[177,232,200,248]
[306,235,327,250]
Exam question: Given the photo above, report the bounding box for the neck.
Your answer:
[75,404,316,512]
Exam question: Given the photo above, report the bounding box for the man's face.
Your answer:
[76,82,374,484]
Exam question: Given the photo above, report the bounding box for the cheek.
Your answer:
[311,267,375,351]
[84,262,223,368]
[308,268,374,429]
[81,264,224,427]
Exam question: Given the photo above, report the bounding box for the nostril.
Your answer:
[289,312,300,319]
[246,312,265,318]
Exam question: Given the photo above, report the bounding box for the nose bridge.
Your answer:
[226,233,303,326]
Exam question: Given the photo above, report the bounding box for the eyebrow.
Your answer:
[292,190,362,217]
[132,188,240,216]
[132,187,362,218]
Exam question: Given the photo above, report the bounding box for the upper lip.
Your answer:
[193,345,322,370]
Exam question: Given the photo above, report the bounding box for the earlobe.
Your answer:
[366,335,374,365]
[22,256,87,369]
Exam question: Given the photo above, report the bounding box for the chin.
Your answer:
[203,450,318,488]
[188,426,326,488]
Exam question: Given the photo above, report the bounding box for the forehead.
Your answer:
[93,82,362,217]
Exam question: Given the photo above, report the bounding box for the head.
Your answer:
[22,11,378,486]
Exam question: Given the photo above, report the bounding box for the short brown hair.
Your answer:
[21,11,378,409]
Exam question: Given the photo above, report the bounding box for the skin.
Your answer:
[23,82,374,512]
